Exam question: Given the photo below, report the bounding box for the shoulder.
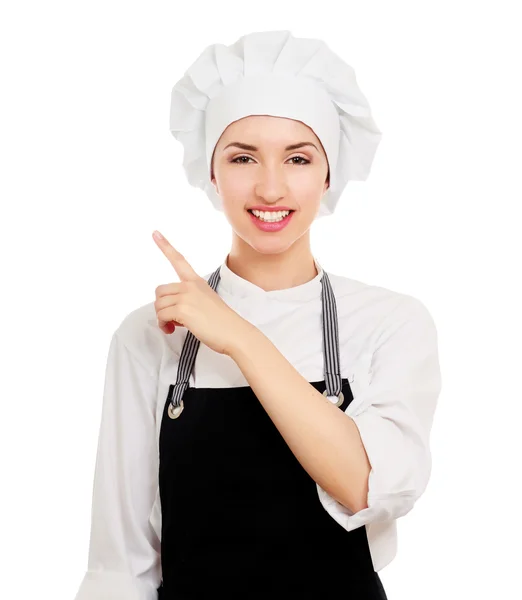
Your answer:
[110,269,216,377]
[326,270,437,340]
[111,300,169,378]
[326,269,403,311]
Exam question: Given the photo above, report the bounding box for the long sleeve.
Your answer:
[74,330,161,600]
[322,295,442,530]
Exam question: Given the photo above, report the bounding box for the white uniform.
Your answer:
[74,256,442,599]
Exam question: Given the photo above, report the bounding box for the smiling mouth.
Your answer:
[247,209,296,230]
[247,209,295,221]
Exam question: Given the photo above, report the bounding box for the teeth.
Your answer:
[251,209,291,222]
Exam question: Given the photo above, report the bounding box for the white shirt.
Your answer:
[74,257,442,600]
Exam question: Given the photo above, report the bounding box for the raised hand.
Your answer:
[152,230,252,356]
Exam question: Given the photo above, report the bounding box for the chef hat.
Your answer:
[169,30,382,218]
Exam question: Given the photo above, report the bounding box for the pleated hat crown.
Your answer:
[169,30,382,218]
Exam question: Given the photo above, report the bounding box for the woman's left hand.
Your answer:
[152,230,252,357]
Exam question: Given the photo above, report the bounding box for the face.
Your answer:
[210,115,330,255]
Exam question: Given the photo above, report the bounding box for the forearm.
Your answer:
[227,322,371,514]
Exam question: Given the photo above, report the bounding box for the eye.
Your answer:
[289,156,310,165]
[230,155,254,164]
[229,155,311,165]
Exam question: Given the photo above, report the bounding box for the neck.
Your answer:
[226,234,318,292]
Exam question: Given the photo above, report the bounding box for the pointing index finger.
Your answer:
[152,230,199,281]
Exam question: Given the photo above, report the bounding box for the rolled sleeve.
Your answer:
[74,330,162,600]
[323,295,442,530]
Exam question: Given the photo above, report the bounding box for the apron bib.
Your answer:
[156,265,388,599]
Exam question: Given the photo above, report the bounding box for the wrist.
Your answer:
[225,318,262,358]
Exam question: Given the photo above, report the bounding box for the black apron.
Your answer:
[156,265,388,599]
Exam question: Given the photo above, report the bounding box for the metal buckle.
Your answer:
[323,390,344,407]
[168,399,184,419]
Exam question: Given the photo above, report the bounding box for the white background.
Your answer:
[1,2,521,598]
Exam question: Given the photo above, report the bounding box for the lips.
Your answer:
[247,209,295,231]
[247,209,295,217]
[247,206,295,212]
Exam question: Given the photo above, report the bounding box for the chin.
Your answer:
[243,234,299,256]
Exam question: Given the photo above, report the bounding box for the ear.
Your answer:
[210,171,218,193]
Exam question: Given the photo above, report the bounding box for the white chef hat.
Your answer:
[169,30,382,218]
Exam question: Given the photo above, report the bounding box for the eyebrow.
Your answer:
[223,141,319,152]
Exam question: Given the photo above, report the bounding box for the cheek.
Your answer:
[288,169,326,198]
[296,173,321,188]
[218,174,250,220]
[217,168,252,196]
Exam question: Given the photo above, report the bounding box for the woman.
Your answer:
[74,30,441,599]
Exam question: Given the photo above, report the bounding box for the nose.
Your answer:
[254,165,289,203]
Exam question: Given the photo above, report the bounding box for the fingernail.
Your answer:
[153,230,164,240]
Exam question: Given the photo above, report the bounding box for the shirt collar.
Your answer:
[217,255,324,303]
